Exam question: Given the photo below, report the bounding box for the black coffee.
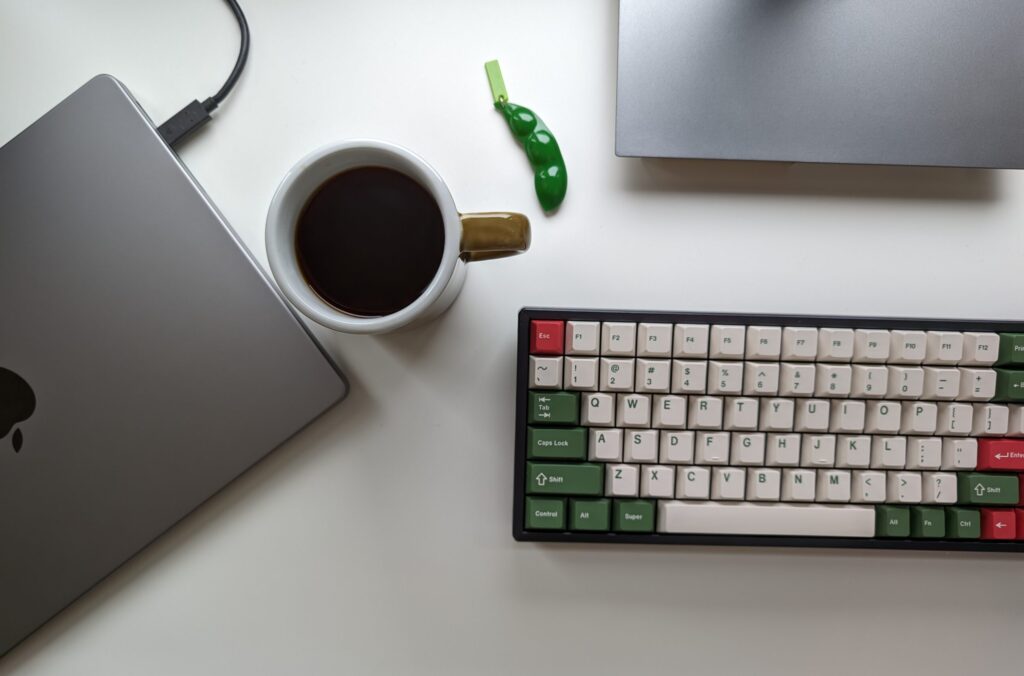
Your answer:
[295,167,445,317]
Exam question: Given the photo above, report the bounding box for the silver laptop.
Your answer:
[617,0,1024,167]
[0,75,347,655]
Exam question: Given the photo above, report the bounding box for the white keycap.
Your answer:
[695,431,730,464]
[746,468,781,501]
[724,397,760,431]
[657,501,874,537]
[637,323,673,358]
[922,367,959,400]
[852,470,887,503]
[707,361,743,395]
[675,466,710,499]
[709,325,746,359]
[851,365,888,398]
[922,472,957,504]
[779,363,815,397]
[854,329,891,363]
[659,431,694,463]
[745,326,782,359]
[1009,406,1024,437]
[795,400,830,432]
[782,469,817,501]
[865,401,901,433]
[712,467,746,500]
[624,429,659,462]
[564,357,598,391]
[957,368,997,401]
[588,428,623,461]
[888,471,922,503]
[640,465,675,498]
[818,328,855,362]
[973,404,1009,436]
[606,464,639,497]
[743,362,780,396]
[925,331,963,365]
[871,436,907,469]
[767,434,801,466]
[817,470,852,502]
[814,364,852,397]
[961,332,1000,366]
[601,322,636,356]
[565,321,600,355]
[581,393,615,426]
[530,356,562,389]
[900,402,937,435]
[890,330,927,364]
[905,437,942,470]
[732,433,766,465]
[617,394,651,428]
[887,366,924,399]
[671,360,708,394]
[936,402,974,436]
[600,358,635,392]
[830,401,866,433]
[801,434,836,467]
[688,396,724,429]
[673,324,710,358]
[759,398,795,431]
[781,327,818,361]
[635,358,671,393]
[836,435,871,468]
[652,395,687,428]
[941,438,978,470]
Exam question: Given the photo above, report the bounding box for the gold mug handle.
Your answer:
[459,212,531,262]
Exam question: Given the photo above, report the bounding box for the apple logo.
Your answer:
[0,367,35,452]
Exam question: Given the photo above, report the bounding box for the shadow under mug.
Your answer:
[266,139,530,333]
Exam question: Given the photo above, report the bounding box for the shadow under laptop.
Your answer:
[622,158,1001,202]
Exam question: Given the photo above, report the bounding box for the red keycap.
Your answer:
[530,320,564,355]
[1017,510,1024,540]
[981,508,1017,540]
[1019,475,1024,506]
[977,439,1024,471]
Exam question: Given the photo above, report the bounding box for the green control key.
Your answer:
[946,507,981,539]
[525,497,566,530]
[526,462,602,495]
[528,391,579,425]
[528,426,586,460]
[958,473,1020,505]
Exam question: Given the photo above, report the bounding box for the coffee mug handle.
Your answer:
[459,213,531,262]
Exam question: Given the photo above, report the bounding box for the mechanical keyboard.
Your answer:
[514,308,1024,551]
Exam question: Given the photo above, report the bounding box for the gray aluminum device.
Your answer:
[617,0,1024,167]
[0,75,348,656]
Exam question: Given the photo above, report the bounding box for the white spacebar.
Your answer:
[658,501,875,537]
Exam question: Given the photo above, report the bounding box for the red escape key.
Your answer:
[530,320,564,355]
[977,439,1024,471]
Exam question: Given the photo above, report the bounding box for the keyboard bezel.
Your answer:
[514,307,1024,552]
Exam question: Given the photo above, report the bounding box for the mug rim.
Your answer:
[265,139,462,333]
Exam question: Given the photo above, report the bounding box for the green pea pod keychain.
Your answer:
[485,60,567,212]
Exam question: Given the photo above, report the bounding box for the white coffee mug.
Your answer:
[265,140,530,333]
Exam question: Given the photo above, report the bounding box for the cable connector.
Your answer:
[157,99,213,147]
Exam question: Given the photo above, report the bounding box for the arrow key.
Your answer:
[981,508,1017,540]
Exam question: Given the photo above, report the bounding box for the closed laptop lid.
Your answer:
[0,75,347,655]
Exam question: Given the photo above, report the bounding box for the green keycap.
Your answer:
[946,507,981,539]
[876,505,910,538]
[528,426,586,460]
[910,506,946,539]
[525,497,565,530]
[994,369,1024,402]
[528,391,579,425]
[613,499,655,533]
[570,498,610,531]
[997,333,1024,366]
[526,462,603,495]
[957,472,1020,505]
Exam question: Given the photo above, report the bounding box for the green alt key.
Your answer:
[526,462,603,496]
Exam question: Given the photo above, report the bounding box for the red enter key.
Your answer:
[982,509,1017,540]
[530,320,564,355]
[978,440,1024,471]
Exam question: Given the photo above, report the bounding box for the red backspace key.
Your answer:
[977,439,1024,471]
[530,320,564,355]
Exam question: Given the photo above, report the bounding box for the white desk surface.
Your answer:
[3,1,1024,674]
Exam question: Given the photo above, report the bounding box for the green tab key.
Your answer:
[957,473,1020,505]
[526,462,603,495]
[528,391,579,425]
[528,426,586,460]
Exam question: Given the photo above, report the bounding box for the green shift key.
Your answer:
[526,462,603,495]
[528,391,579,425]
[528,426,586,460]
[958,473,1020,505]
